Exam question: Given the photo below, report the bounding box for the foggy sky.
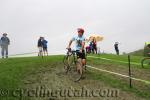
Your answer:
[0,0,150,55]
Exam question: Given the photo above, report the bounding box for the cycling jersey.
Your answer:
[71,35,85,51]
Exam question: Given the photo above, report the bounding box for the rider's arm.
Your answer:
[68,40,73,48]
[67,37,75,48]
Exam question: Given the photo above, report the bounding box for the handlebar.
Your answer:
[66,48,81,54]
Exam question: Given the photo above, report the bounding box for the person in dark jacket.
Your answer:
[114,42,119,55]
[37,37,43,56]
[0,33,10,58]
[42,37,48,56]
[92,38,97,54]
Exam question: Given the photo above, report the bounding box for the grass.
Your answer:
[87,54,150,100]
[128,49,144,56]
[88,53,143,63]
[86,69,150,100]
[0,54,150,100]
[0,56,63,100]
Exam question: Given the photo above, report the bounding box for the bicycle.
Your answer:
[141,57,150,68]
[63,48,84,82]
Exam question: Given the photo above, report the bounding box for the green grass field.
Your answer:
[0,54,150,100]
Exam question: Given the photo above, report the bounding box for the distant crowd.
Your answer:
[86,39,120,55]
[86,38,98,54]
[0,33,49,58]
[0,31,120,58]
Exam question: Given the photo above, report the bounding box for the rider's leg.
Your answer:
[82,50,86,70]
[77,58,82,73]
[82,59,86,66]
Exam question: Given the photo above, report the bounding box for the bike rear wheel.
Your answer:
[141,57,150,68]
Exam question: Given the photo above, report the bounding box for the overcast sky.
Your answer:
[0,0,150,55]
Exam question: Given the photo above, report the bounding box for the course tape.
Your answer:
[87,56,141,66]
[9,52,37,57]
[86,65,150,85]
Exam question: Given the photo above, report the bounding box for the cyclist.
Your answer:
[67,28,86,68]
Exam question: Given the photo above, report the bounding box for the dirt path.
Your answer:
[22,62,145,100]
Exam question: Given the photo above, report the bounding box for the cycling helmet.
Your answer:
[77,28,84,34]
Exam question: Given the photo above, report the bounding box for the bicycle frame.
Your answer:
[67,50,79,64]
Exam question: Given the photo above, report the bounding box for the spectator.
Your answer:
[0,33,10,58]
[114,42,119,55]
[86,46,90,54]
[92,38,97,54]
[37,37,43,56]
[89,41,93,53]
[42,37,48,56]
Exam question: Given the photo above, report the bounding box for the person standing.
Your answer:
[37,37,43,56]
[42,37,48,56]
[0,33,10,58]
[114,42,119,55]
[89,41,93,53]
[92,38,97,54]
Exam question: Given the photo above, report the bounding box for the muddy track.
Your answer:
[22,62,145,100]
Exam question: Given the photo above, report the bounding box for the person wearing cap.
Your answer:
[67,28,86,69]
[37,37,43,56]
[0,33,10,58]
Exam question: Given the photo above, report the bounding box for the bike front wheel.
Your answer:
[68,59,83,82]
[63,54,74,73]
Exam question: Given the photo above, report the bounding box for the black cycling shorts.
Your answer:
[76,50,86,59]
